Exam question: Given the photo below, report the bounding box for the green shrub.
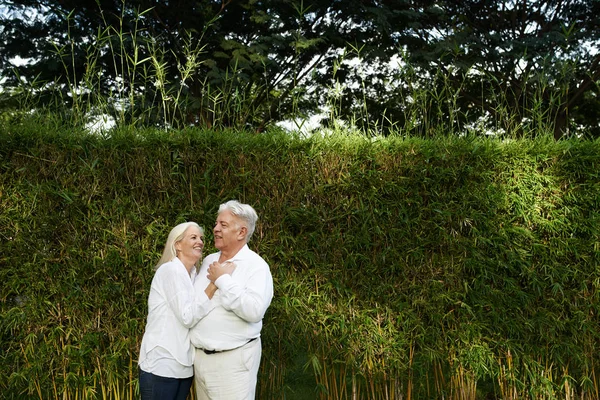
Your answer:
[1,125,599,399]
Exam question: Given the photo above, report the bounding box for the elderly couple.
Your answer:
[138,200,274,400]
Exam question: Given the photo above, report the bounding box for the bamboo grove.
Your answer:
[1,125,599,399]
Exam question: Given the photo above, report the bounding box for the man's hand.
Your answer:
[207,261,236,283]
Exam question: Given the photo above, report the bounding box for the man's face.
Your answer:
[214,210,245,252]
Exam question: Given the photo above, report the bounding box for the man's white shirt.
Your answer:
[190,244,274,351]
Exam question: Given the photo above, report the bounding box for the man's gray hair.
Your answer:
[219,200,258,242]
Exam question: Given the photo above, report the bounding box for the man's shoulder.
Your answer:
[204,252,220,262]
[241,246,269,267]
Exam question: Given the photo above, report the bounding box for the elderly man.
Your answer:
[191,200,274,400]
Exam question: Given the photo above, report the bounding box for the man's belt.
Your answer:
[200,337,258,355]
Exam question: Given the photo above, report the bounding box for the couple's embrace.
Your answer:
[138,200,274,400]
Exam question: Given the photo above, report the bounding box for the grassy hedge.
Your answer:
[1,123,599,399]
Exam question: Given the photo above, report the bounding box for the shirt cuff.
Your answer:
[215,273,233,289]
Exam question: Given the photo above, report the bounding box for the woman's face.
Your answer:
[175,225,204,263]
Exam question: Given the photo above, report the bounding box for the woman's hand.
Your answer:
[207,261,236,283]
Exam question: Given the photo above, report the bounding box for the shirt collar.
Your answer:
[220,244,250,262]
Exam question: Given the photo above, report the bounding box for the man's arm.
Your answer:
[209,260,274,323]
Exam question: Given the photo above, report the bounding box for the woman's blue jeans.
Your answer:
[139,369,193,400]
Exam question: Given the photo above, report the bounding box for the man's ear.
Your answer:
[238,226,248,241]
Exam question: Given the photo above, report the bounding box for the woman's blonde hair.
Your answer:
[155,222,203,270]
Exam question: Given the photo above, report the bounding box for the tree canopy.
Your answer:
[1,0,599,138]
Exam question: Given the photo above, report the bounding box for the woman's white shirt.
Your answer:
[138,257,215,378]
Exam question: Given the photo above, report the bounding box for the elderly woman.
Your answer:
[138,222,215,400]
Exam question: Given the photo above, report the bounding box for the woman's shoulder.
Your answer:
[155,258,186,275]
